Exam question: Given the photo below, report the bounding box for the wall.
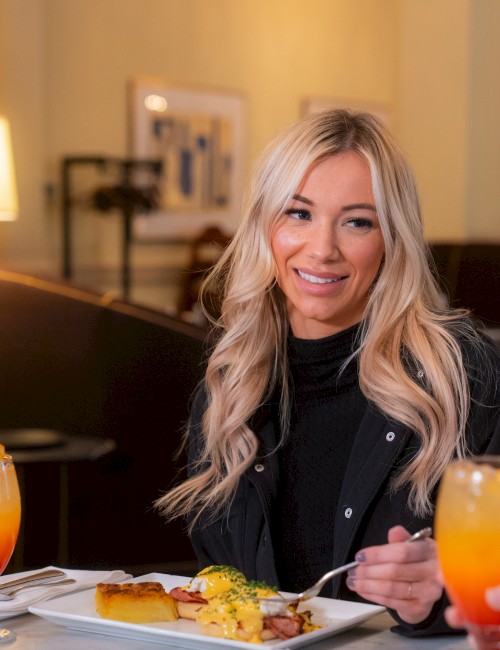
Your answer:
[397,0,500,242]
[43,0,399,165]
[0,0,55,265]
[1,0,399,276]
[0,0,499,282]
[467,0,500,239]
[397,0,471,240]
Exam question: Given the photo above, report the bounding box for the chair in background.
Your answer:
[176,225,231,323]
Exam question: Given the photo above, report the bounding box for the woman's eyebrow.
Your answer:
[291,193,314,206]
[341,203,377,212]
[291,195,376,213]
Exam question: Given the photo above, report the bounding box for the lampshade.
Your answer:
[0,117,19,220]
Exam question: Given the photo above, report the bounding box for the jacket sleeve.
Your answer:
[184,383,248,571]
[183,383,213,567]
[390,592,465,638]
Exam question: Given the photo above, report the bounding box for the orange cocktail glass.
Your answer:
[0,444,21,574]
[436,456,500,649]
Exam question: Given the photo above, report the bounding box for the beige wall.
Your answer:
[0,0,56,264]
[0,0,499,278]
[43,0,398,162]
[397,0,500,241]
[397,0,471,240]
[467,0,500,239]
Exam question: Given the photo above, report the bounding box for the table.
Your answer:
[4,611,471,649]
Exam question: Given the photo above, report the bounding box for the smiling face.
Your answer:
[271,152,385,339]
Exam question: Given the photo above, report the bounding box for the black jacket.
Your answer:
[187,331,500,637]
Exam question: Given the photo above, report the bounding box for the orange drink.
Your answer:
[436,457,500,649]
[0,444,21,574]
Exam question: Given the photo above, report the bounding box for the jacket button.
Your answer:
[386,431,396,442]
[254,463,265,472]
[344,507,353,518]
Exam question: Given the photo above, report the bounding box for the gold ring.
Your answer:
[407,582,413,599]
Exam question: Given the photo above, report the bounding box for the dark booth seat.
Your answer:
[429,242,500,329]
[0,269,206,577]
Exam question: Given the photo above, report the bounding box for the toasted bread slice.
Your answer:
[95,582,178,623]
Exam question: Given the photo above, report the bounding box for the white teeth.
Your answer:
[297,270,342,284]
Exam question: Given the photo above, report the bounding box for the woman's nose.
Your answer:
[306,224,341,261]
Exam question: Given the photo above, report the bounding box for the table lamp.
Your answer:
[0,116,19,220]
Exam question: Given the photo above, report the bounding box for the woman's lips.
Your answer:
[296,269,348,284]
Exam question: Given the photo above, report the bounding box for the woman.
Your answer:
[157,109,500,636]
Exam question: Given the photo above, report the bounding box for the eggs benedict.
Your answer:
[169,564,247,620]
[196,579,310,643]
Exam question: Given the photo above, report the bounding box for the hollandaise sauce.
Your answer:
[196,580,289,644]
[185,565,247,600]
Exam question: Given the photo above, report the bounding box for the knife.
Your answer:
[0,569,65,592]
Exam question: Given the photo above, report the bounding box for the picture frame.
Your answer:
[301,96,392,127]
[127,77,245,240]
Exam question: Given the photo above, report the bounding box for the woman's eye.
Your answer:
[284,209,310,221]
[345,217,373,229]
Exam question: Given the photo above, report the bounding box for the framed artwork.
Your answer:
[301,96,392,127]
[128,77,245,239]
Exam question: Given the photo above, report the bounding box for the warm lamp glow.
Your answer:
[0,117,19,221]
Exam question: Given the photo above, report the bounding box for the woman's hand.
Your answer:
[346,525,443,624]
[445,587,500,648]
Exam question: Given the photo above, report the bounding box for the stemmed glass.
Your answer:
[436,456,500,650]
[0,444,21,645]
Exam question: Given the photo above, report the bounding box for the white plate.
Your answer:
[29,573,385,649]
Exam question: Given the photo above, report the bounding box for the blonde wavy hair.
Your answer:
[157,109,476,527]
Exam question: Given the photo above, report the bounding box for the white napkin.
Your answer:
[0,566,132,619]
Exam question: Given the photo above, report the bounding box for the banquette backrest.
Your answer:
[429,242,500,329]
[0,269,206,575]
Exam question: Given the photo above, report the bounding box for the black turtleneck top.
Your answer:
[273,323,368,596]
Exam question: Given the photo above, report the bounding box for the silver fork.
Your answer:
[0,578,76,601]
[259,527,432,604]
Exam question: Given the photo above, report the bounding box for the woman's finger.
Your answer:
[387,524,413,544]
[486,587,500,610]
[348,558,437,584]
[357,579,443,625]
[444,605,467,629]
[347,526,443,625]
[355,537,437,567]
[347,575,439,602]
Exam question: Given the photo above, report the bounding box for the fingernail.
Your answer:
[346,577,356,589]
[355,551,366,563]
[347,568,356,577]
